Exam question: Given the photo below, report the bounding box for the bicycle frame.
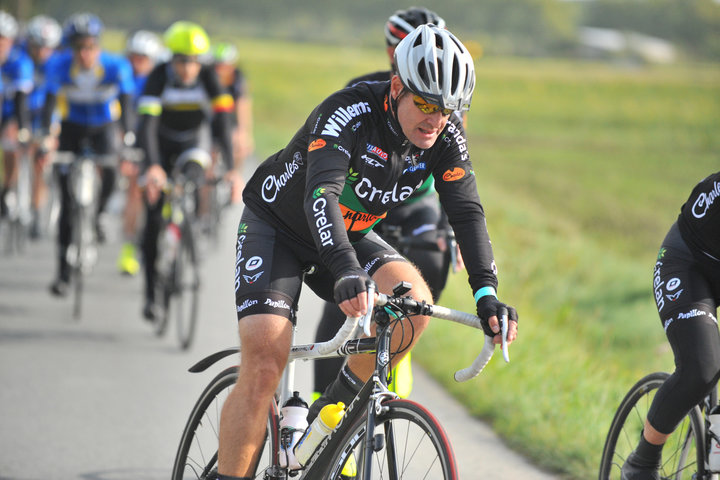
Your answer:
[185,286,507,480]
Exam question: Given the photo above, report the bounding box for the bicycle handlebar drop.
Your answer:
[316,290,509,383]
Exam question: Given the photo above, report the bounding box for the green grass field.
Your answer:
[235,38,719,479]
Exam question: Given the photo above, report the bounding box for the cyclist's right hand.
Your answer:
[334,268,375,318]
[144,164,167,204]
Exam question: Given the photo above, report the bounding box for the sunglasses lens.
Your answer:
[413,95,451,116]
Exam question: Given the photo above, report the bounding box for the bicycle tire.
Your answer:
[598,371,706,480]
[71,208,86,321]
[154,282,171,337]
[327,398,458,480]
[175,224,200,350]
[171,366,280,480]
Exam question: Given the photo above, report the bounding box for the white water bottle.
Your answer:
[278,391,308,470]
[158,223,181,276]
[709,406,720,472]
[294,402,346,466]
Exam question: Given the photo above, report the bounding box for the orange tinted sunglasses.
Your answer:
[412,95,453,116]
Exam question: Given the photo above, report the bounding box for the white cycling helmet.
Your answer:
[26,15,62,48]
[0,10,19,39]
[126,30,163,61]
[394,24,475,112]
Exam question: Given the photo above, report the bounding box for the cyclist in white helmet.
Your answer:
[116,29,164,276]
[22,14,62,238]
[210,41,253,199]
[217,25,517,479]
[0,10,33,220]
[313,5,462,404]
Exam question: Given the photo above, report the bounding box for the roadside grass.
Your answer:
[235,39,719,479]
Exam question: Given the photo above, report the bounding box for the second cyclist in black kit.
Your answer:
[313,6,456,401]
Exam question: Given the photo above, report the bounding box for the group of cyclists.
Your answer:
[1,6,717,480]
[0,10,251,319]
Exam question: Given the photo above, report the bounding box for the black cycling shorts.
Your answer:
[647,222,720,433]
[234,207,407,322]
[652,222,720,331]
[57,121,119,155]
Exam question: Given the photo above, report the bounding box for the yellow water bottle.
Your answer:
[294,402,345,466]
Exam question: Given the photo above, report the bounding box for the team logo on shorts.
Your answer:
[243,271,264,284]
[246,256,263,271]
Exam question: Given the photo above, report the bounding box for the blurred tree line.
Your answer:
[6,0,720,61]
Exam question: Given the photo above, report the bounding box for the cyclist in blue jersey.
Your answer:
[42,12,135,296]
[22,15,62,238]
[313,6,461,401]
[0,10,33,218]
[117,30,164,276]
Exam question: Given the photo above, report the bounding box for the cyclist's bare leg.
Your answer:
[643,419,669,445]
[346,260,432,381]
[32,148,49,211]
[122,173,141,238]
[218,313,293,476]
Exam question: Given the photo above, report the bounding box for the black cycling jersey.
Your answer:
[137,61,233,170]
[347,70,391,88]
[677,171,720,264]
[243,81,497,294]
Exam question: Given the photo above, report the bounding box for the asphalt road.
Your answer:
[0,201,560,480]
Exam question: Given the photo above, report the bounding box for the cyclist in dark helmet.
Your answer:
[43,12,135,296]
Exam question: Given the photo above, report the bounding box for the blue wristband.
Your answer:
[474,286,497,303]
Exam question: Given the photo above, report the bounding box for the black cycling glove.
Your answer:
[476,295,519,337]
[333,268,374,305]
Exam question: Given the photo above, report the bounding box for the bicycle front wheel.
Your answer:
[172,367,280,480]
[598,371,705,480]
[328,398,457,480]
[174,225,200,350]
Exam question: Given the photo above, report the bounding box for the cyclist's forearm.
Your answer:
[214,111,234,171]
[304,186,361,278]
[137,114,161,167]
[14,91,29,131]
[41,93,57,132]
[118,93,134,135]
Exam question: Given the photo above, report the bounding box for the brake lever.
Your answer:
[360,283,376,338]
[500,311,510,363]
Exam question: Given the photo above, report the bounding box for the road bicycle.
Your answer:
[599,371,718,479]
[150,156,204,350]
[54,145,116,320]
[201,157,232,247]
[172,281,510,479]
[1,147,33,255]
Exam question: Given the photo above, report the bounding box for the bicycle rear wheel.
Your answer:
[598,372,706,480]
[174,224,200,350]
[328,398,458,480]
[171,367,279,480]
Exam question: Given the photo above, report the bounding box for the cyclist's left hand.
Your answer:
[223,169,244,204]
[476,295,518,345]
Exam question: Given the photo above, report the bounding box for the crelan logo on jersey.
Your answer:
[442,168,466,182]
[321,102,371,137]
[308,138,326,152]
